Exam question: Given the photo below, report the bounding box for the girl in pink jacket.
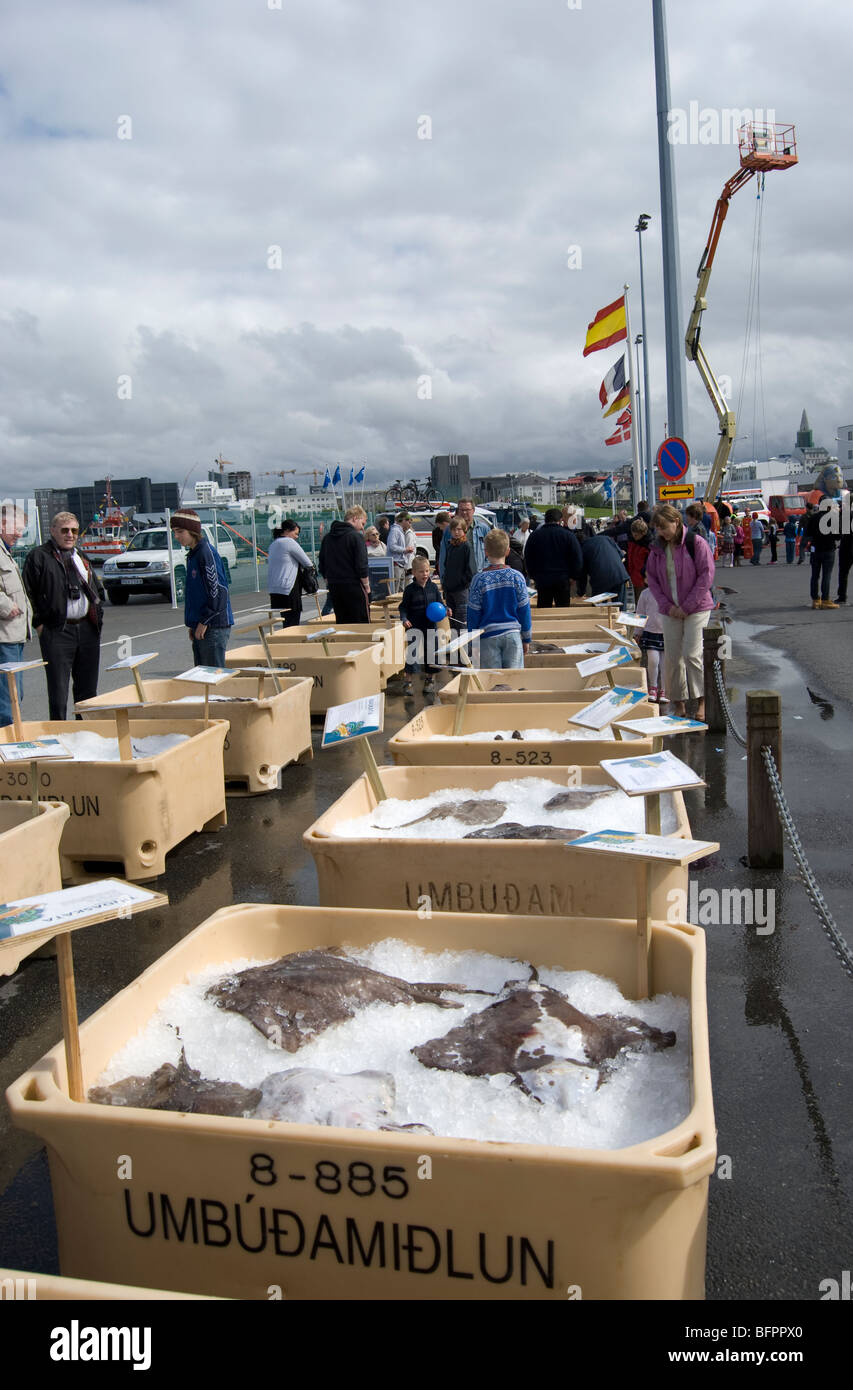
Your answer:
[646,505,715,720]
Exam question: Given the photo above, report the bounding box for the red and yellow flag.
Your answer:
[583,295,627,357]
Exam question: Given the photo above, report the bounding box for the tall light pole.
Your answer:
[636,213,654,503]
[634,334,645,484]
[652,0,689,445]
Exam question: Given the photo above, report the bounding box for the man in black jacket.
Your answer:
[523,507,583,606]
[22,511,105,719]
[318,506,371,622]
[806,501,839,609]
[580,532,630,606]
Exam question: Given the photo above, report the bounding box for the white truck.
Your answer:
[102,524,237,604]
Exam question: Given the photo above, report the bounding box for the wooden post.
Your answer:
[457,645,485,691]
[56,934,84,1102]
[634,862,651,998]
[645,793,661,836]
[6,671,24,739]
[452,672,472,736]
[115,708,133,761]
[29,760,39,819]
[203,686,210,728]
[357,738,387,802]
[257,625,282,694]
[703,622,726,733]
[132,667,147,703]
[747,690,783,869]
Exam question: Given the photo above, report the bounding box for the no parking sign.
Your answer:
[656,437,690,483]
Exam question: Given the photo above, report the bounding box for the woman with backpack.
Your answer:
[645,504,715,721]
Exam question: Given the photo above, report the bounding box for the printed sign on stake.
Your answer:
[568,686,647,731]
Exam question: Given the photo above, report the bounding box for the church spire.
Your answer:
[796,410,813,449]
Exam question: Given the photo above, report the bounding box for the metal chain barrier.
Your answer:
[713,658,747,746]
[760,746,853,980]
[712,659,853,979]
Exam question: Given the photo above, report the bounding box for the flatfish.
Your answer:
[206,949,478,1051]
[464,823,584,841]
[254,1067,398,1128]
[89,1048,262,1117]
[543,787,612,811]
[412,984,676,1101]
[374,798,506,830]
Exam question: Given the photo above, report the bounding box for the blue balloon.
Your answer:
[425,601,447,622]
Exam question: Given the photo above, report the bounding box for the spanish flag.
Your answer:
[583,295,627,357]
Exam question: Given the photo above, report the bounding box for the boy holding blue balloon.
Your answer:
[399,555,444,695]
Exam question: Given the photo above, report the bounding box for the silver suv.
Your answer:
[102,525,237,604]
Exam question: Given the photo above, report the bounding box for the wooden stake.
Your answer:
[357,737,387,802]
[132,667,147,703]
[56,934,84,1102]
[115,707,133,761]
[256,673,266,700]
[257,625,282,694]
[458,645,485,691]
[7,671,24,739]
[29,759,39,819]
[703,622,726,733]
[314,592,323,621]
[635,862,652,998]
[645,792,661,836]
[453,672,471,736]
[203,686,210,728]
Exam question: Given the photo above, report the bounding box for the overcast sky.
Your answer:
[0,0,849,495]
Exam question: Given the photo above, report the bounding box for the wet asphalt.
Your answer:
[0,564,850,1300]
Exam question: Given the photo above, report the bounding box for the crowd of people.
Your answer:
[3,487,846,729]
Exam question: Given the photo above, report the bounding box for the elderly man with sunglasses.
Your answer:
[22,511,105,719]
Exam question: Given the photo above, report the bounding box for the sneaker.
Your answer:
[836,598,846,605]
[812,600,822,609]
[821,599,840,610]
[648,685,659,702]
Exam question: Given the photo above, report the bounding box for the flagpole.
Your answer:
[623,283,643,507]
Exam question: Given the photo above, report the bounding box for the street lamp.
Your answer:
[635,213,654,505]
[634,334,645,483]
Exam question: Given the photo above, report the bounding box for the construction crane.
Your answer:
[257,469,324,485]
[685,122,797,507]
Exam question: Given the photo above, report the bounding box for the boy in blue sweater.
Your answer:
[466,529,531,669]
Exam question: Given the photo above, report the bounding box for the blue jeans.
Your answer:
[785,539,796,563]
[0,641,24,727]
[750,540,763,564]
[478,630,524,669]
[810,552,835,601]
[191,627,231,668]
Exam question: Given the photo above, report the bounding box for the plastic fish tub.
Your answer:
[77,676,313,795]
[0,1269,220,1300]
[388,702,655,768]
[531,605,617,625]
[305,764,691,920]
[6,902,715,1301]
[439,668,647,703]
[0,800,70,973]
[525,651,646,676]
[263,631,406,687]
[224,643,381,714]
[0,720,228,882]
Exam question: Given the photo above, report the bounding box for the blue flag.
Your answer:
[322,468,331,490]
[354,466,365,484]
[348,467,354,487]
[332,465,341,486]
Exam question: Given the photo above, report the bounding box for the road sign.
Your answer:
[659,483,695,500]
[657,436,690,481]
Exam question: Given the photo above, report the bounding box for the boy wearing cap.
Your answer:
[169,510,234,667]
